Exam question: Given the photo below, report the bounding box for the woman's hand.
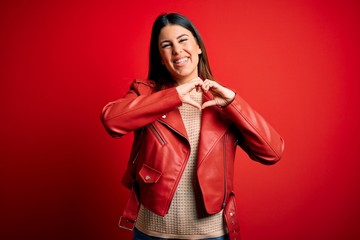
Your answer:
[175,78,203,110]
[201,79,235,109]
[176,78,235,110]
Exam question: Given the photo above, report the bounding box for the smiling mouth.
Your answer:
[173,57,189,65]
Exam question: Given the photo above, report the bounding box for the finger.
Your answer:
[203,79,216,85]
[187,100,202,110]
[194,82,203,92]
[201,99,217,109]
[201,82,211,92]
[196,85,201,92]
[177,82,200,96]
[189,78,203,90]
[202,79,217,92]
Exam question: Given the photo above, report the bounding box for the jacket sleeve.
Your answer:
[101,80,183,138]
[223,94,285,164]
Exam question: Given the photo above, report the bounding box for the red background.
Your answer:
[1,0,359,239]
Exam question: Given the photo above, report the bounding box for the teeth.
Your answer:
[174,58,188,64]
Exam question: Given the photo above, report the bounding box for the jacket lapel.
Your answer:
[197,92,231,167]
[158,108,188,140]
[158,91,231,166]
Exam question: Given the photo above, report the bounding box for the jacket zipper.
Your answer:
[234,138,239,147]
[158,120,187,140]
[132,150,140,164]
[149,123,166,145]
[222,133,228,209]
[158,120,190,214]
[132,127,145,164]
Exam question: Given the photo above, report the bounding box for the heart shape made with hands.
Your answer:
[176,78,236,110]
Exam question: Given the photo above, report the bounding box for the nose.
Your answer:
[172,43,182,55]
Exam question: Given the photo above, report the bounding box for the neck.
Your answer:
[174,75,199,86]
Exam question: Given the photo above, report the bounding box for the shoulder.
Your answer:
[130,79,156,95]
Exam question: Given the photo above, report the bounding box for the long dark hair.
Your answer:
[147,13,213,91]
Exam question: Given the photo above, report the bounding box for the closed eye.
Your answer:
[161,43,171,48]
[160,41,172,48]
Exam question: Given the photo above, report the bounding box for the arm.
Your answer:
[101,80,182,138]
[223,94,284,164]
[200,79,284,164]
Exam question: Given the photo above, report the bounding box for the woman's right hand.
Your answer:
[175,77,203,110]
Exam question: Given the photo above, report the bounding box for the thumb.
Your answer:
[201,99,217,109]
[185,99,202,110]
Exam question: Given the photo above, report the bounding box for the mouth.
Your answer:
[173,57,189,66]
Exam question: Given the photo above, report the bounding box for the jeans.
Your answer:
[133,228,229,240]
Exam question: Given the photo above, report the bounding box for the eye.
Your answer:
[160,41,172,49]
[161,43,171,49]
[179,38,188,43]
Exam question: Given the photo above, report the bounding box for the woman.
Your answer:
[101,13,284,240]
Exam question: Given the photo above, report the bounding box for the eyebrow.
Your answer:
[160,34,189,45]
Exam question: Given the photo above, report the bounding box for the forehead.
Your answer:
[158,24,194,41]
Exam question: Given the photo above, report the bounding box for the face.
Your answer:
[158,24,202,84]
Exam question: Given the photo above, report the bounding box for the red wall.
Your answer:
[1,0,359,239]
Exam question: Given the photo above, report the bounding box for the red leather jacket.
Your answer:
[101,79,284,217]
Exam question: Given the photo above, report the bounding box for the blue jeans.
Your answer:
[133,228,229,240]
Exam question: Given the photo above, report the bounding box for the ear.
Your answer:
[198,46,202,54]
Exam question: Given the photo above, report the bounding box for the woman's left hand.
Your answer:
[201,79,236,109]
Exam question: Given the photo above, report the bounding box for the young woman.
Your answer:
[101,13,284,240]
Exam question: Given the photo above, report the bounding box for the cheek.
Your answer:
[160,51,172,63]
[188,44,201,59]
[159,53,173,71]
[192,51,200,64]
